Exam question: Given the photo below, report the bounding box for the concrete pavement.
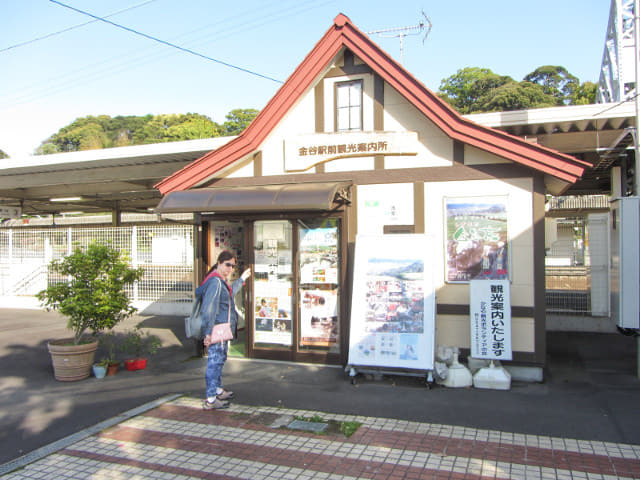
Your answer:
[1,308,640,478]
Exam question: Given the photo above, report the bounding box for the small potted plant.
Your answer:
[92,359,108,379]
[98,330,121,375]
[121,324,162,371]
[37,242,144,381]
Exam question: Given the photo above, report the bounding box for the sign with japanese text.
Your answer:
[348,234,436,371]
[470,279,512,360]
[284,131,418,172]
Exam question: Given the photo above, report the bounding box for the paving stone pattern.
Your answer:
[3,397,640,480]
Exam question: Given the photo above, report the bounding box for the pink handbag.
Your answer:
[210,301,233,343]
[211,322,233,343]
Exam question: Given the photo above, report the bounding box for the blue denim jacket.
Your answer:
[198,274,244,339]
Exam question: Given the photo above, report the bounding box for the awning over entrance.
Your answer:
[154,182,351,214]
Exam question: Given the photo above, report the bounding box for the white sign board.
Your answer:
[348,234,436,371]
[152,236,188,264]
[284,131,418,172]
[470,279,512,360]
[357,184,414,235]
[0,206,22,219]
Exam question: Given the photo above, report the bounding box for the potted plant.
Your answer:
[37,242,144,381]
[92,359,108,379]
[98,330,121,376]
[121,324,162,371]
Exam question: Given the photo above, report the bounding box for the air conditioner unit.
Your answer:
[610,197,640,329]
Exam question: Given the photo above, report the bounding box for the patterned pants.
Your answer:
[205,341,228,398]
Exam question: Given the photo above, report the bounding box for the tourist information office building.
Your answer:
[155,15,587,374]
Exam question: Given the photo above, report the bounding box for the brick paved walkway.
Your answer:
[3,397,640,479]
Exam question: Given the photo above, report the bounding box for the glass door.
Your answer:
[298,218,341,355]
[249,216,342,363]
[252,220,294,351]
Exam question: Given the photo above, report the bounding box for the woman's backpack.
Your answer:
[184,288,205,339]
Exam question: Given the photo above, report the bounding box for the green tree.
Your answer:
[437,67,514,114]
[37,242,144,345]
[476,81,558,112]
[570,81,597,105]
[438,65,595,114]
[0,149,9,159]
[222,108,259,135]
[35,113,224,154]
[523,65,579,105]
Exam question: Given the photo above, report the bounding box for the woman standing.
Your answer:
[199,250,251,410]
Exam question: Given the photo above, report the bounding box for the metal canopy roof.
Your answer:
[0,137,233,217]
[155,182,351,214]
[465,102,636,194]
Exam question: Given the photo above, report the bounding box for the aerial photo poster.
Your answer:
[347,234,435,371]
[445,196,509,283]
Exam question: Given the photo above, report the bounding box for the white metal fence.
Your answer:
[0,225,194,313]
[545,212,610,316]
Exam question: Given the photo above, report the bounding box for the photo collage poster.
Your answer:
[298,219,339,347]
[444,196,509,283]
[212,222,244,281]
[348,234,435,370]
[253,221,293,346]
[211,222,247,328]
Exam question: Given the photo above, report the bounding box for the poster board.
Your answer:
[444,196,509,283]
[348,234,436,370]
[469,279,512,360]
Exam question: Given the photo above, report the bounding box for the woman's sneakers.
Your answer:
[202,398,229,410]
[202,389,234,410]
[217,389,234,401]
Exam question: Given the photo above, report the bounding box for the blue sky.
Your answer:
[0,0,610,158]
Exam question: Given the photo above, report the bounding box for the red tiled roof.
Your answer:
[156,14,589,195]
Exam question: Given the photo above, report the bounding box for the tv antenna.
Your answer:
[367,11,432,64]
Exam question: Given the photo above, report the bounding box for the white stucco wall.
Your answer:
[424,178,536,352]
[383,85,452,169]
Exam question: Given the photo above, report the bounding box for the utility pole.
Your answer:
[367,11,432,65]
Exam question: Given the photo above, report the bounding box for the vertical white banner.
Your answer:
[348,234,436,370]
[470,279,512,360]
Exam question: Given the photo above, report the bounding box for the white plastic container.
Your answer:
[473,361,511,390]
[437,350,472,388]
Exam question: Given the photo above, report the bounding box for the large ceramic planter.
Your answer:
[47,338,98,381]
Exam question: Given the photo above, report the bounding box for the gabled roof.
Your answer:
[156,14,589,195]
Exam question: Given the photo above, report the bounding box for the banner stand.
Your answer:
[469,279,512,390]
[346,365,434,387]
[346,234,436,387]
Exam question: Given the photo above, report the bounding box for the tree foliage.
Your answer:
[476,82,557,112]
[35,109,259,155]
[0,149,8,159]
[570,81,597,105]
[222,108,260,135]
[523,65,578,105]
[36,242,144,345]
[438,67,514,114]
[438,65,596,114]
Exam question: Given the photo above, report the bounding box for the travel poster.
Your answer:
[253,281,292,346]
[445,196,509,283]
[347,234,435,370]
[300,288,339,347]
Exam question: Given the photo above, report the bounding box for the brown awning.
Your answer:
[154,182,351,214]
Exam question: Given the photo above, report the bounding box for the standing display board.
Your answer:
[469,279,512,360]
[348,234,436,371]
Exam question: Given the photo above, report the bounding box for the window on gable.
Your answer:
[336,80,362,132]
